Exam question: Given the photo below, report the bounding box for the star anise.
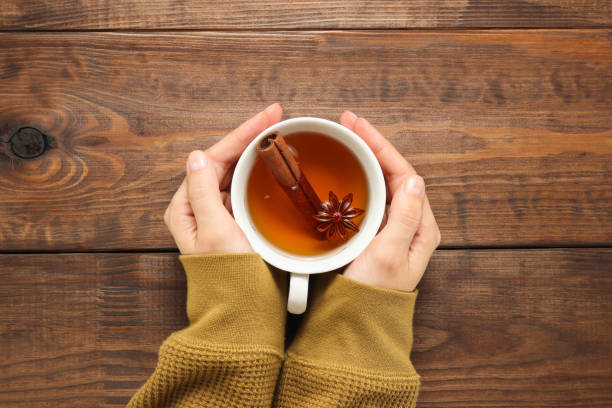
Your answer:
[313,191,365,241]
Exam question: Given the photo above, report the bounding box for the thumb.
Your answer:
[186,150,226,227]
[378,175,425,247]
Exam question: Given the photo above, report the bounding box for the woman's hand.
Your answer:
[340,111,441,292]
[164,103,283,254]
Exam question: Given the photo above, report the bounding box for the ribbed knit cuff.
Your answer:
[287,272,418,374]
[178,254,287,351]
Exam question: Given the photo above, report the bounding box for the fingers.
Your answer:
[348,115,416,195]
[219,163,236,191]
[220,191,232,214]
[164,178,197,253]
[343,175,426,292]
[409,195,442,273]
[340,110,358,130]
[166,102,282,255]
[378,175,425,247]
[341,110,440,247]
[185,150,227,230]
[341,111,439,228]
[371,175,432,292]
[208,103,283,181]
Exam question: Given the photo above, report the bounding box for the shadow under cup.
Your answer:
[231,117,386,314]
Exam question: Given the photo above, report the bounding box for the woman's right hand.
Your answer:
[340,111,441,292]
[164,103,283,254]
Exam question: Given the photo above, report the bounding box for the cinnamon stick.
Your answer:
[257,131,322,230]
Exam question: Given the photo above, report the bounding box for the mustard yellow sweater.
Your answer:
[128,254,420,407]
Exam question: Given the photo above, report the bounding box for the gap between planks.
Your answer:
[0,26,611,34]
[0,245,611,255]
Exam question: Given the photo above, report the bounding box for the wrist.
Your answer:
[344,263,419,292]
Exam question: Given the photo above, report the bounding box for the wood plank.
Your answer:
[0,249,610,406]
[1,1,610,30]
[0,253,187,408]
[413,249,612,407]
[0,31,610,251]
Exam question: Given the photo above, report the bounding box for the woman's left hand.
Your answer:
[340,111,441,292]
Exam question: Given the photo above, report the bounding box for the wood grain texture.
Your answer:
[413,249,612,407]
[1,0,610,30]
[0,31,610,250]
[1,249,610,407]
[0,253,187,408]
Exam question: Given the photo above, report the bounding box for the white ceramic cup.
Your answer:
[231,117,386,314]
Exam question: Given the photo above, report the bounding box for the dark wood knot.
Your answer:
[9,127,50,159]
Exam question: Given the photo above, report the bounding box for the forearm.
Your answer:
[274,273,420,407]
[128,254,287,408]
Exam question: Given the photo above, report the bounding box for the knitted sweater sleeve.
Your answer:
[274,273,421,408]
[127,254,287,408]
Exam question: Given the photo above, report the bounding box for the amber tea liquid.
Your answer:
[247,132,368,256]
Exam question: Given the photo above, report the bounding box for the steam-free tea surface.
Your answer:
[247,132,368,256]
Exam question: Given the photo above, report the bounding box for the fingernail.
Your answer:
[264,103,277,114]
[344,110,357,122]
[187,151,208,173]
[404,175,425,197]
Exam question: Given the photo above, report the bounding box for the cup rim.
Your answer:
[231,117,385,274]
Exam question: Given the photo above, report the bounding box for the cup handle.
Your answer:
[287,273,309,314]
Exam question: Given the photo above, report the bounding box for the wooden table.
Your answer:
[1,2,610,407]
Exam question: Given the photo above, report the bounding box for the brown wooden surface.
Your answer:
[1,0,611,30]
[413,249,612,407]
[1,2,610,406]
[0,249,610,407]
[0,253,187,408]
[1,30,610,251]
